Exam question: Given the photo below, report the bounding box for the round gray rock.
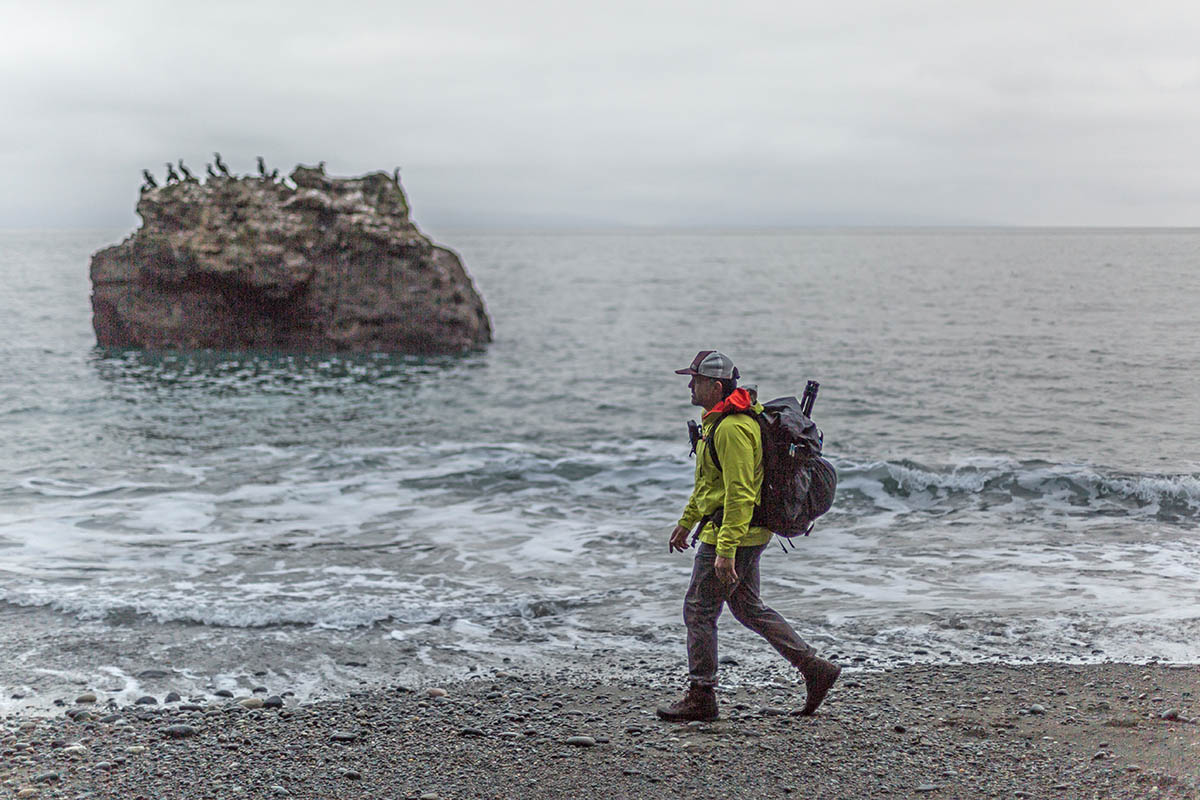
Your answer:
[564,735,596,747]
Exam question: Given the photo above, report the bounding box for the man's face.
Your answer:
[688,374,721,409]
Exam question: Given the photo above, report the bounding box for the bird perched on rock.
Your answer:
[178,160,196,181]
[393,166,401,185]
[142,169,158,189]
[165,163,181,183]
[269,169,279,181]
[205,163,218,179]
[257,156,267,178]
[214,152,231,177]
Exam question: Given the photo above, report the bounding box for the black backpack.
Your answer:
[703,387,837,539]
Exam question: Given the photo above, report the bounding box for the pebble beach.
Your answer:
[3,661,1197,799]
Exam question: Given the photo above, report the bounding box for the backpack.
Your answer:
[704,393,837,539]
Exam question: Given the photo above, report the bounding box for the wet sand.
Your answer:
[3,662,1198,799]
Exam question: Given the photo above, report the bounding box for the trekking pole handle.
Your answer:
[801,380,820,418]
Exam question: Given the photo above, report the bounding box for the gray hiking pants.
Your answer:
[685,542,816,688]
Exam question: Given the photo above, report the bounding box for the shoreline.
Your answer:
[3,661,1198,799]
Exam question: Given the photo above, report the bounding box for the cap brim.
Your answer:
[675,368,698,375]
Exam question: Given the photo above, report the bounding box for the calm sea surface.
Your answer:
[1,227,1198,711]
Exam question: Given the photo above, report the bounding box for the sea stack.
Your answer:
[90,164,491,353]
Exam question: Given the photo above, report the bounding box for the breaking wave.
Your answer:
[837,457,1200,522]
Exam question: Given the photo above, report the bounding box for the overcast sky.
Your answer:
[3,1,1199,229]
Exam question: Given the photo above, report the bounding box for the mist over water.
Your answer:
[2,227,1198,712]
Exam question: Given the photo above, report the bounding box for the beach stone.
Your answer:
[165,692,182,703]
[1028,704,1046,715]
[126,745,146,753]
[63,744,88,758]
[34,771,61,783]
[1104,717,1138,728]
[135,695,158,705]
[420,793,440,800]
[341,769,362,780]
[75,693,97,704]
[137,669,169,679]
[239,697,264,709]
[100,714,123,724]
[1160,709,1180,720]
[564,735,596,747]
[17,790,38,798]
[164,724,197,738]
[263,696,284,709]
[215,690,234,698]
[427,687,448,698]
[459,727,485,737]
[915,784,938,793]
[270,787,289,796]
[330,730,359,742]
[253,686,269,694]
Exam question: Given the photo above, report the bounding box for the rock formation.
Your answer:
[90,164,492,353]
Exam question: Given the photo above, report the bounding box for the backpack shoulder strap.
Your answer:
[703,409,756,472]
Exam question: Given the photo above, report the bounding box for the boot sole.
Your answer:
[655,708,719,723]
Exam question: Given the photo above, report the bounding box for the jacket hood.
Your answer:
[703,387,754,418]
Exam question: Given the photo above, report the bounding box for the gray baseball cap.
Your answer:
[675,350,739,380]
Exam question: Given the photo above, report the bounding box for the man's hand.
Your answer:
[668,524,691,553]
[715,555,738,584]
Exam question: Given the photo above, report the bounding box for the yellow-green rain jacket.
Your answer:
[677,392,772,558]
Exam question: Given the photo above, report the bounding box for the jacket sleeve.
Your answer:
[713,419,758,558]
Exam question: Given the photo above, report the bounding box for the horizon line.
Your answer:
[3,223,1199,234]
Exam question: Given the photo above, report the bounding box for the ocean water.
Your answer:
[1,227,1198,712]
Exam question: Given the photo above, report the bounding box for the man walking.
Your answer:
[657,350,841,722]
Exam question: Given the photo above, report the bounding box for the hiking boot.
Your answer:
[798,657,841,716]
[655,683,718,722]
